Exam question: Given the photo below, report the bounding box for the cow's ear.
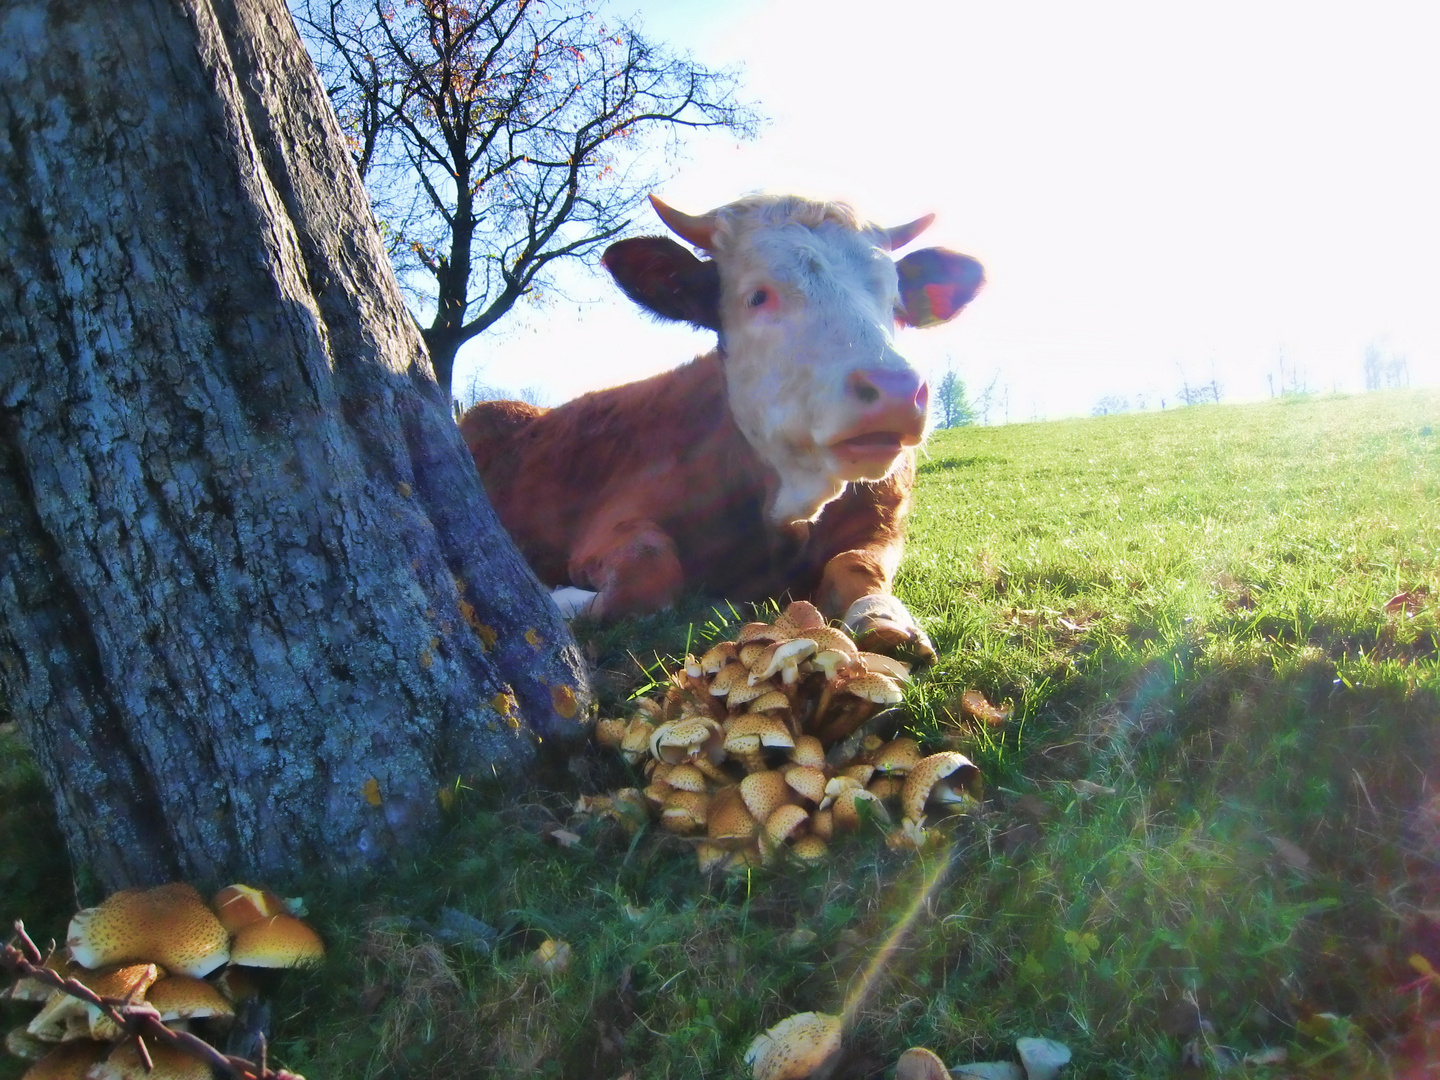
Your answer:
[894,248,986,328]
[602,237,721,332]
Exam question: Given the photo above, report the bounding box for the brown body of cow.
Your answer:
[459,194,984,658]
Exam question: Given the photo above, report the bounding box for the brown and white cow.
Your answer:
[459,193,983,660]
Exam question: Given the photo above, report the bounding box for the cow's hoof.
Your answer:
[550,586,599,620]
[843,595,937,666]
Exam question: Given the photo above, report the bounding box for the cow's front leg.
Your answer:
[816,549,936,664]
[569,518,685,621]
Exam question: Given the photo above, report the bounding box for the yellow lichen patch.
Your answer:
[363,778,383,806]
[525,627,543,647]
[419,649,433,669]
[551,684,579,719]
[459,598,481,629]
[477,623,497,649]
[437,786,456,811]
[397,481,412,497]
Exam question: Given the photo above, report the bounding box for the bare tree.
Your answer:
[1092,395,1131,416]
[0,0,589,891]
[972,370,1002,426]
[290,0,760,397]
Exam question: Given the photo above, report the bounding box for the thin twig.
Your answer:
[3,919,305,1080]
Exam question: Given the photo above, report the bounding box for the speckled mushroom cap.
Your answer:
[13,1040,110,1080]
[740,771,795,822]
[858,652,912,680]
[650,716,722,764]
[594,717,628,749]
[901,751,982,823]
[699,641,740,673]
[659,789,711,834]
[67,884,229,978]
[807,626,859,657]
[663,763,709,793]
[620,717,656,763]
[228,913,324,969]
[764,804,811,847]
[709,661,751,697]
[707,787,759,846]
[831,787,890,831]
[744,1011,843,1080]
[790,835,829,863]
[142,975,234,1023]
[731,713,795,749]
[748,689,791,713]
[841,672,905,705]
[871,738,923,774]
[89,1037,214,1080]
[736,621,781,645]
[210,884,287,934]
[788,735,826,770]
[782,765,828,805]
[772,601,826,639]
[726,680,773,710]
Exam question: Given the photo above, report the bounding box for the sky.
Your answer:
[451,0,1440,422]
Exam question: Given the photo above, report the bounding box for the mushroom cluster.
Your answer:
[4,882,323,1079]
[581,601,982,871]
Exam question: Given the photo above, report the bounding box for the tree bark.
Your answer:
[0,0,591,893]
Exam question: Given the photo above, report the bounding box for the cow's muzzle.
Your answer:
[830,368,929,468]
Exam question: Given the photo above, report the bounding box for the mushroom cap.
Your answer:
[871,738,923,774]
[29,964,160,1043]
[807,625,859,656]
[831,787,890,832]
[130,974,232,1024]
[840,763,876,786]
[7,953,76,1003]
[773,601,826,639]
[749,638,818,685]
[790,835,829,863]
[6,1025,51,1061]
[650,716,722,764]
[709,661,751,697]
[886,817,929,851]
[738,641,769,668]
[901,752,982,822]
[810,807,835,841]
[858,652,912,680]
[841,672,905,705]
[749,689,791,713]
[664,763,709,793]
[14,1039,110,1080]
[594,717,628,749]
[764,804,812,847]
[731,713,795,750]
[620,717,656,763]
[896,1047,951,1080]
[789,736,826,770]
[659,789,711,834]
[210,884,288,934]
[740,771,796,822]
[530,938,572,976]
[737,621,782,645]
[699,641,739,673]
[228,913,324,968]
[87,1038,213,1080]
[210,965,260,1005]
[744,1011,843,1080]
[783,765,828,805]
[696,842,731,873]
[727,680,772,710]
[867,775,906,800]
[707,787,760,846]
[67,884,230,978]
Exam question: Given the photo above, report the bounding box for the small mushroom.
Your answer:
[530,938,571,976]
[707,786,760,847]
[782,765,828,805]
[740,770,797,823]
[228,913,324,968]
[788,735,826,770]
[594,717,628,749]
[871,738,923,775]
[831,787,890,832]
[15,1040,110,1080]
[28,964,160,1043]
[664,763,709,793]
[88,1039,213,1080]
[749,638,818,686]
[744,1011,843,1080]
[763,804,812,849]
[737,621,782,645]
[709,661,751,699]
[699,641,740,674]
[791,835,829,863]
[901,752,982,823]
[857,652,912,680]
[659,789,711,834]
[650,716,723,765]
[210,884,288,934]
[620,717,656,764]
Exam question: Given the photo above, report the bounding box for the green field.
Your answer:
[3,389,1438,1078]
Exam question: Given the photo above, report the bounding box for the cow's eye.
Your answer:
[747,289,768,308]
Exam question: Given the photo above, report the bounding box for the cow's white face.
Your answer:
[601,194,984,527]
[709,201,930,524]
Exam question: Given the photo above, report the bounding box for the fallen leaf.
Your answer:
[530,938,571,976]
[1385,591,1420,614]
[961,689,1012,725]
[1267,834,1313,871]
[547,827,582,848]
[1071,779,1117,798]
[1244,1047,1287,1065]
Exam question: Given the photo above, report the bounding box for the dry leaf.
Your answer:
[547,827,583,848]
[1267,834,1313,870]
[960,689,1011,725]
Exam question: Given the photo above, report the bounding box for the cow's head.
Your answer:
[602,194,984,525]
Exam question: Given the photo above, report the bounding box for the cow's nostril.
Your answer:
[847,368,923,410]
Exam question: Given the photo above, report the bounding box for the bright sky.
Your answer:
[452,0,1440,422]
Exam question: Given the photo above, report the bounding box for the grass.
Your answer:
[3,388,1438,1078]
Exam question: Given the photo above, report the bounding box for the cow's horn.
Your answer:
[649,195,719,251]
[882,214,936,251]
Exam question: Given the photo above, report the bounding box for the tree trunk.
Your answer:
[0,0,590,893]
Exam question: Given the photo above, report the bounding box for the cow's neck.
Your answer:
[701,349,848,527]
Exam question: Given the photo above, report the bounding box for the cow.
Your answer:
[458,193,984,661]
